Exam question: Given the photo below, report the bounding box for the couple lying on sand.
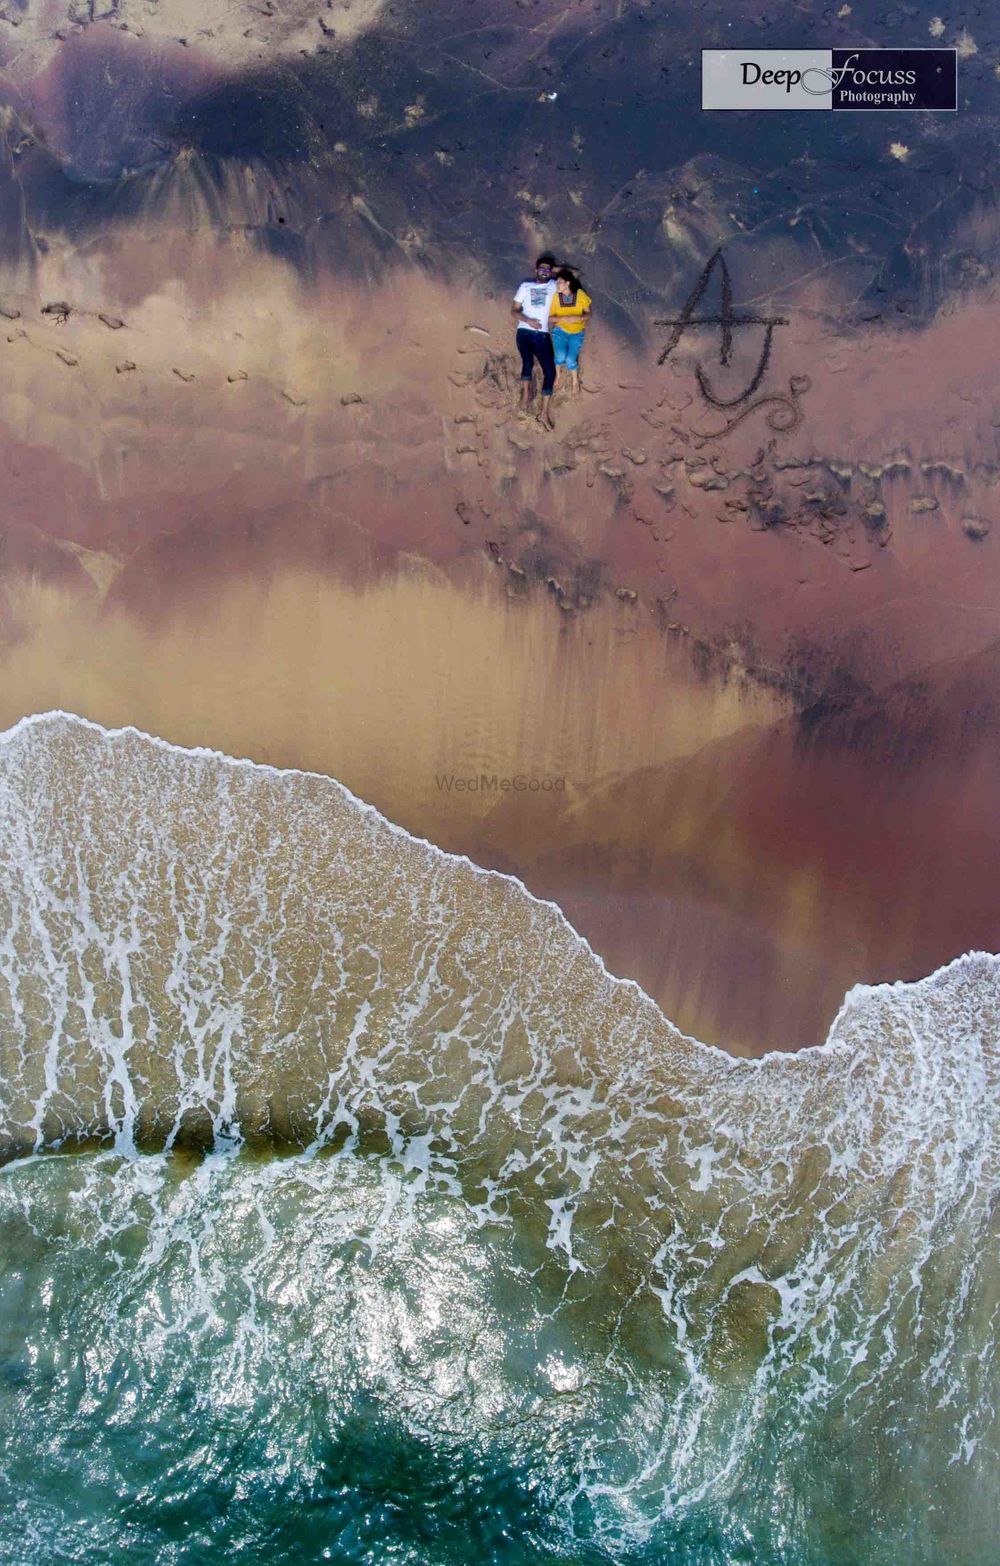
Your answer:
[511,252,592,430]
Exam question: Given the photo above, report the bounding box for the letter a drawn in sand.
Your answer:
[655,248,789,409]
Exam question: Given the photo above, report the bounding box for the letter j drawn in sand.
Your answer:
[654,248,789,409]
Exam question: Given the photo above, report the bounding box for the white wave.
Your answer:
[0,711,997,1556]
[1,706,995,1067]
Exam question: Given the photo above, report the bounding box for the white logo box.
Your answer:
[703,49,957,111]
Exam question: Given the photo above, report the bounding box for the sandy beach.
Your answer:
[2,0,999,1051]
[3,6,1000,1559]
[2,230,1000,1050]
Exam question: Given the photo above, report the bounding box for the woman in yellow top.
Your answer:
[549,267,592,396]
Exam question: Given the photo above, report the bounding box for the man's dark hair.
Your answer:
[535,252,557,267]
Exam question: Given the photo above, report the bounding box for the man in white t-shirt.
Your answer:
[511,253,558,428]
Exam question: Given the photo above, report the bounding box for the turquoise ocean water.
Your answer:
[0,714,997,1564]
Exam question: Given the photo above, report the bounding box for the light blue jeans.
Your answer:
[551,327,584,370]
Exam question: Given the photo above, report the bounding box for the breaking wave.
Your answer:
[0,712,997,1564]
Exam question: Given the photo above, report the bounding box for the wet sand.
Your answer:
[2,222,1000,1053]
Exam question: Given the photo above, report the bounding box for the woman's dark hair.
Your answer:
[555,266,582,302]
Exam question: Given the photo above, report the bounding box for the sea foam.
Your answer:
[0,712,997,1562]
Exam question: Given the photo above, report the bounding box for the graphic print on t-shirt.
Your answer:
[513,279,557,332]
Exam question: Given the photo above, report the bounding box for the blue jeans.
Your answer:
[552,327,584,370]
[516,328,555,395]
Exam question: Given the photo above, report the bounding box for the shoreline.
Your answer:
[3,707,997,1069]
[3,259,1000,1055]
